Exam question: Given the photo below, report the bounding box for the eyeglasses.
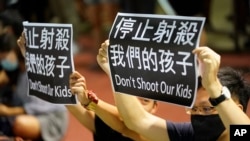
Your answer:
[186,106,216,115]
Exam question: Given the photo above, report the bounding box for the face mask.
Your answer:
[1,59,18,71]
[191,114,225,141]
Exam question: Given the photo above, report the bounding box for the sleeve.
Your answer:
[94,116,133,141]
[23,96,66,115]
[167,121,194,141]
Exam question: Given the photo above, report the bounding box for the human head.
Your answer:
[0,33,20,87]
[218,67,250,112]
[189,67,250,141]
[0,33,16,59]
[189,67,250,115]
[137,97,158,114]
[0,9,23,37]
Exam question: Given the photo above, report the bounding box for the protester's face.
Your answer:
[0,52,8,60]
[187,87,217,115]
[188,87,226,141]
[137,97,157,114]
[1,50,18,68]
[0,50,18,86]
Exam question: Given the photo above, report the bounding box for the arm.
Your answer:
[69,71,147,141]
[94,99,148,141]
[17,32,146,140]
[17,32,95,134]
[0,104,25,116]
[66,104,95,132]
[193,47,250,130]
[97,40,170,141]
[115,93,169,141]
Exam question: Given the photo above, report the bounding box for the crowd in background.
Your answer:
[1,0,249,54]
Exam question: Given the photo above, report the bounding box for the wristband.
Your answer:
[83,90,99,111]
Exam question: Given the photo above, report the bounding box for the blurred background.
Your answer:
[1,0,250,141]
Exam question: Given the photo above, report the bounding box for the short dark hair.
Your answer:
[0,9,23,37]
[197,67,250,112]
[218,67,250,112]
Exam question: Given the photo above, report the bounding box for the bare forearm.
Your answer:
[114,92,147,130]
[6,107,25,116]
[114,92,169,141]
[216,99,250,129]
[207,82,250,129]
[66,104,95,132]
[95,100,124,131]
[95,99,147,141]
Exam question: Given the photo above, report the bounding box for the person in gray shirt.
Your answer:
[0,33,68,141]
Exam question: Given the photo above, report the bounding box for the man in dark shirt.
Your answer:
[98,40,250,141]
[94,116,132,141]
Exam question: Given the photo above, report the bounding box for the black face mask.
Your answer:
[191,114,225,141]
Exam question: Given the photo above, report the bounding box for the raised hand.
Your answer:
[192,47,222,96]
[17,32,26,57]
[69,71,90,105]
[97,40,110,75]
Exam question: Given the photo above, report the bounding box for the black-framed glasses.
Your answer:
[186,106,216,115]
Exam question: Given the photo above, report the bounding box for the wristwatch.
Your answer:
[209,86,231,106]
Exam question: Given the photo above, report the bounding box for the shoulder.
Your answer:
[94,116,133,141]
[167,121,194,141]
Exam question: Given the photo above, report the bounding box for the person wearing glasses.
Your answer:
[97,40,250,141]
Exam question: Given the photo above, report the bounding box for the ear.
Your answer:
[237,104,244,111]
[232,97,244,111]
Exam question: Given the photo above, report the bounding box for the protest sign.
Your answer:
[23,22,76,104]
[108,13,205,107]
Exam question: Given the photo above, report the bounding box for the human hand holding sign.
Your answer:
[192,47,222,98]
[69,71,90,105]
[97,40,110,75]
[17,32,26,57]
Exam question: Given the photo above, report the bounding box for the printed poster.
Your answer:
[108,13,205,107]
[23,22,77,104]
